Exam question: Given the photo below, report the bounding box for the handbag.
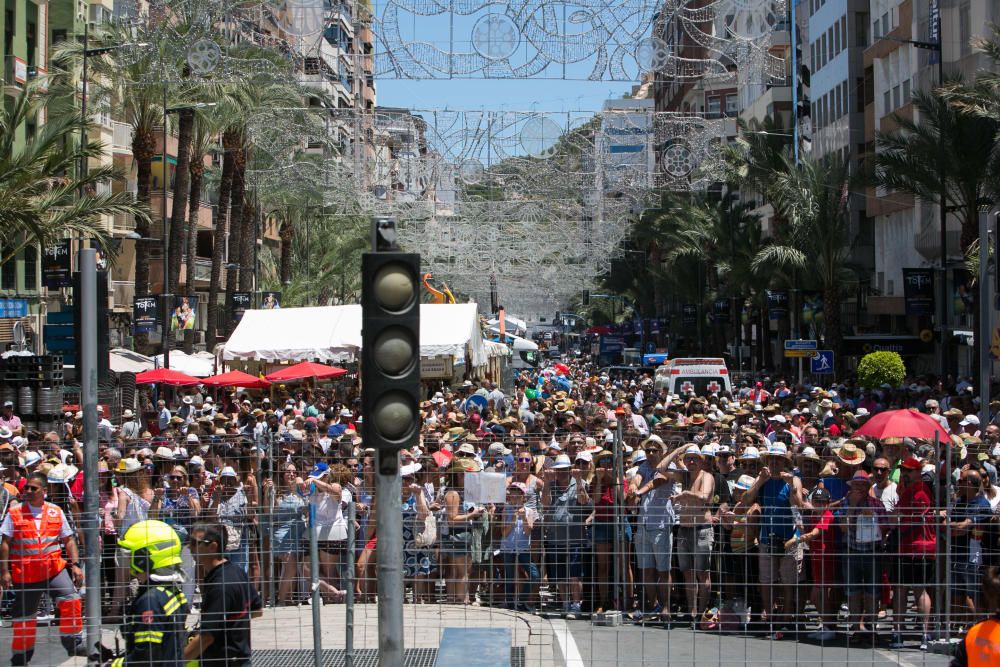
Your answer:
[414,513,437,547]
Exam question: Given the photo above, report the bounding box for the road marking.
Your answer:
[549,618,585,667]
[874,649,918,667]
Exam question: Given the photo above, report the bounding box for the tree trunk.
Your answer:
[224,146,246,331]
[168,108,194,296]
[208,130,239,346]
[279,214,293,286]
[132,124,156,353]
[239,196,255,292]
[183,152,204,355]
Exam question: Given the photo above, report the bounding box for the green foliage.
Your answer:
[0,79,151,264]
[857,351,906,389]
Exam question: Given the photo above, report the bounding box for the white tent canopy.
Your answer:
[109,348,155,374]
[153,350,216,377]
[222,304,488,367]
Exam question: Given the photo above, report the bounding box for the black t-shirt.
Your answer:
[199,561,262,667]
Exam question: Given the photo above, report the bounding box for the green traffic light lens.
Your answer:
[373,391,416,441]
[373,328,415,375]
[373,263,415,311]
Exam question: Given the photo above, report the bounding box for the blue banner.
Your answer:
[0,298,28,318]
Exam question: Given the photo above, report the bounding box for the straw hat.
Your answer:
[836,442,866,466]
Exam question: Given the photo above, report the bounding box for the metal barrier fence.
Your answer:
[0,430,992,665]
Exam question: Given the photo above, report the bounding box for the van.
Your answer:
[654,357,731,396]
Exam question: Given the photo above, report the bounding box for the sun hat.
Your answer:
[47,463,79,484]
[116,458,142,474]
[683,444,703,457]
[575,451,593,463]
[836,442,866,466]
[456,442,476,455]
[218,466,238,478]
[631,450,647,465]
[122,409,134,419]
[551,454,572,469]
[763,443,790,459]
[797,446,821,462]
[154,446,175,460]
[849,470,872,485]
[740,446,760,460]
[960,414,980,426]
[735,474,756,491]
[768,415,787,424]
[508,482,527,495]
[400,462,422,478]
[188,455,206,467]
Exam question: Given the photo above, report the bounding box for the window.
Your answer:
[835,84,842,118]
[881,12,889,38]
[821,32,827,68]
[707,96,721,116]
[828,27,835,60]
[902,78,910,103]
[725,94,738,115]
[841,16,848,49]
[873,17,880,40]
[0,257,14,291]
[883,90,891,115]
[893,84,900,110]
[834,20,840,54]
[960,2,971,56]
[857,12,869,47]
[22,246,37,292]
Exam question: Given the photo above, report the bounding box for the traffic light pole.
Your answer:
[363,217,417,667]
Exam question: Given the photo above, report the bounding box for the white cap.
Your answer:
[219,466,238,478]
[960,414,980,426]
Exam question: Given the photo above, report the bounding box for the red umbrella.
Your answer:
[265,361,348,382]
[853,409,949,441]
[135,368,201,386]
[201,370,271,389]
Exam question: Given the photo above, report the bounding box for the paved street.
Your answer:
[2,605,956,666]
[556,620,953,666]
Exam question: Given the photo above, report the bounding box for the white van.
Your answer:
[654,357,732,396]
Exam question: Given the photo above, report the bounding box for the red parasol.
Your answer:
[852,408,949,441]
[201,370,271,389]
[135,368,201,386]
[265,361,348,383]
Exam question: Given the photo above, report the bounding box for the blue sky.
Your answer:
[377,79,636,113]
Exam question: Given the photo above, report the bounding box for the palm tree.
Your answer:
[182,113,217,354]
[752,156,856,358]
[0,79,151,261]
[875,84,1000,254]
[52,23,164,351]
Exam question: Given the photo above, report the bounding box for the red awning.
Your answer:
[135,368,201,386]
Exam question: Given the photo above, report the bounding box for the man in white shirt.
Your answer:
[871,456,898,512]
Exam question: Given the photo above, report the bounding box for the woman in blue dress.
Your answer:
[401,463,437,603]
[263,463,306,605]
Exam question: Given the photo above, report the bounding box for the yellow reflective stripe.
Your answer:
[133,630,164,644]
[111,657,125,667]
[163,599,182,615]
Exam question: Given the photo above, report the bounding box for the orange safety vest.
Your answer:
[964,618,1000,667]
[7,502,67,584]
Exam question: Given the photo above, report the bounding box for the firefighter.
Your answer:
[107,520,190,667]
[0,471,85,665]
[951,565,1000,667]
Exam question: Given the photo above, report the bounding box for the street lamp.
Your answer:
[159,101,215,368]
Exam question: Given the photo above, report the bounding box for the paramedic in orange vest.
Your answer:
[951,565,1000,667]
[0,471,86,665]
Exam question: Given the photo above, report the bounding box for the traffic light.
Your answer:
[361,241,421,474]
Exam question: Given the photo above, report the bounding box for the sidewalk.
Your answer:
[5,603,557,666]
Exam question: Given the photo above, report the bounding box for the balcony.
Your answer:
[112,211,136,234]
[3,56,27,95]
[112,121,133,153]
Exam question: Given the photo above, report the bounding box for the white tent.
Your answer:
[153,350,216,377]
[222,303,488,367]
[109,348,155,374]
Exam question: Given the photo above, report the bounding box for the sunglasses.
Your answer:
[23,485,42,492]
[517,457,532,463]
[873,467,889,473]
[168,475,184,481]
[189,538,213,546]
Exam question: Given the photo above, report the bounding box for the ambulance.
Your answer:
[653,357,732,396]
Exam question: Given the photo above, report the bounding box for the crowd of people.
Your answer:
[1,358,1000,662]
